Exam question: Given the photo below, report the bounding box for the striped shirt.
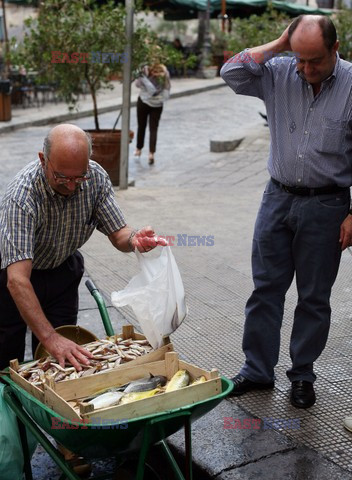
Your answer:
[0,160,126,269]
[221,51,352,187]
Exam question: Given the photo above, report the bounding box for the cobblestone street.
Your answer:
[2,84,352,479]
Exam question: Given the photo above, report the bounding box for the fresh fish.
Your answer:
[119,388,161,405]
[124,354,137,361]
[124,374,167,393]
[191,376,206,385]
[80,366,97,377]
[165,370,190,393]
[18,335,154,384]
[18,360,40,372]
[87,391,125,409]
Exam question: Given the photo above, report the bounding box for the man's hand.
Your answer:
[339,214,352,250]
[278,25,292,53]
[132,226,168,252]
[248,22,292,64]
[109,225,168,252]
[42,332,94,371]
[6,260,94,371]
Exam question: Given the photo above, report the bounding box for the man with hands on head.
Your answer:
[221,15,352,408]
[0,123,167,371]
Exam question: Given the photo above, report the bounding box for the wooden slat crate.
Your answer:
[39,352,222,422]
[9,325,173,405]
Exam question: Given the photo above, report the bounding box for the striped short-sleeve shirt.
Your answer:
[0,160,126,269]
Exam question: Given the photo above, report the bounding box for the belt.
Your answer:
[271,178,348,196]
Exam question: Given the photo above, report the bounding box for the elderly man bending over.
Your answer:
[0,123,167,371]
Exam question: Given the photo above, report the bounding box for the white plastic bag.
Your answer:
[111,247,187,349]
[140,74,158,96]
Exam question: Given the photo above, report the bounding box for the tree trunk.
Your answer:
[91,89,99,131]
[85,69,99,130]
[1,0,10,78]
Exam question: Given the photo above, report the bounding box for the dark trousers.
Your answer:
[240,179,350,384]
[0,251,84,369]
[136,97,163,154]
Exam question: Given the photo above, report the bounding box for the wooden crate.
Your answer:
[40,352,222,423]
[9,359,45,404]
[9,325,173,407]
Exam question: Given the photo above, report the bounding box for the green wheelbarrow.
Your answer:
[1,280,233,480]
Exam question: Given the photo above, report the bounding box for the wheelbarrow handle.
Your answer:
[85,279,115,337]
[85,279,98,294]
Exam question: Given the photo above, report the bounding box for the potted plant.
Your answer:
[200,57,218,79]
[10,0,184,184]
[210,23,230,76]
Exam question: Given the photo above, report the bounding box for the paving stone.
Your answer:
[216,446,352,480]
[168,400,297,477]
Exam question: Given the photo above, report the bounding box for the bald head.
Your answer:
[40,124,92,196]
[43,124,92,163]
[287,15,338,92]
[288,15,337,51]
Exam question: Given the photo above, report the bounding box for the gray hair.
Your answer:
[43,129,93,159]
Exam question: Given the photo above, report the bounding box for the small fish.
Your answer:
[191,376,206,385]
[88,391,125,410]
[18,360,40,372]
[124,354,137,361]
[80,366,97,377]
[165,370,190,393]
[124,374,167,393]
[119,388,161,405]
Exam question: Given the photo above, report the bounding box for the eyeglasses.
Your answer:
[46,157,91,185]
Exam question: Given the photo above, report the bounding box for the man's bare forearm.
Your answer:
[245,25,291,64]
[108,225,136,252]
[6,260,93,368]
[248,33,291,64]
[7,274,56,344]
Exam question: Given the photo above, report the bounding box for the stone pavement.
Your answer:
[0,76,225,134]
[2,78,352,479]
[80,126,352,479]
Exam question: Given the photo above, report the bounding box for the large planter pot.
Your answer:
[199,66,218,79]
[214,54,226,76]
[86,129,134,186]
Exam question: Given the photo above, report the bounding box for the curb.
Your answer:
[0,82,226,135]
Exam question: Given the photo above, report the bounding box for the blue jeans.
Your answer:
[240,179,350,384]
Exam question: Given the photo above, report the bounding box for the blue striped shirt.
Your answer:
[0,160,126,269]
[221,51,352,187]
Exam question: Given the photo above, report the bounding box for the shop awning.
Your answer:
[148,0,333,19]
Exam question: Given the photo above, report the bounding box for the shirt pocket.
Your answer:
[319,117,347,155]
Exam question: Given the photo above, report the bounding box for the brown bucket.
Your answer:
[34,325,98,360]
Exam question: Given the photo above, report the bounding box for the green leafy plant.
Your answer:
[210,21,229,57]
[9,0,188,129]
[224,8,290,57]
[335,7,352,61]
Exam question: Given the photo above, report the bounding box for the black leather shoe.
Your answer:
[290,381,316,409]
[229,374,274,396]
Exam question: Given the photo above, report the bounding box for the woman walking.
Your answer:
[134,63,171,165]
